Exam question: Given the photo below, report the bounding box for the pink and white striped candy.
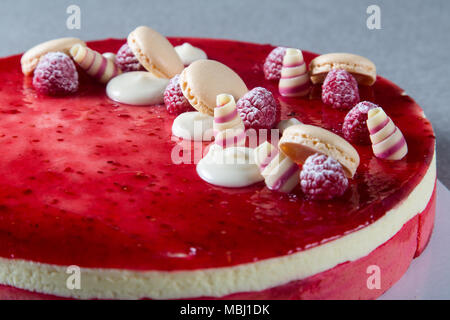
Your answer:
[254,141,300,193]
[367,107,408,160]
[279,48,310,97]
[70,44,121,84]
[214,94,246,148]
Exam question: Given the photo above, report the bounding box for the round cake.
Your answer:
[0,36,436,299]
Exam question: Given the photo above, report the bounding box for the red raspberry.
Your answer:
[263,47,286,81]
[300,153,348,200]
[32,52,78,96]
[164,75,194,115]
[236,87,280,130]
[115,43,144,72]
[322,69,360,110]
[342,101,378,145]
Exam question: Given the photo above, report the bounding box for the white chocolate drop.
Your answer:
[106,72,169,106]
[196,145,263,188]
[277,118,303,134]
[172,111,214,141]
[175,43,207,66]
[102,52,116,62]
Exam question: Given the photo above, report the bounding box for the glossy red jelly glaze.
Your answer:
[0,38,435,271]
[0,184,437,300]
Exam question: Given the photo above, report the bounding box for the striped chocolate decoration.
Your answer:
[214,94,246,148]
[253,141,300,193]
[70,44,121,84]
[279,48,310,97]
[367,107,408,160]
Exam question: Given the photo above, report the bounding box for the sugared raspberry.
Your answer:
[342,101,378,145]
[115,43,144,72]
[300,153,348,200]
[164,75,194,115]
[32,52,78,96]
[236,87,280,130]
[263,47,286,81]
[322,69,360,110]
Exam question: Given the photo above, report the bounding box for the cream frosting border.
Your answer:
[0,153,436,300]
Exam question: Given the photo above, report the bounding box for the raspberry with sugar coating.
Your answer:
[236,87,280,130]
[32,52,78,96]
[115,43,144,72]
[263,47,286,81]
[322,69,360,110]
[343,101,378,145]
[164,75,194,115]
[300,153,348,200]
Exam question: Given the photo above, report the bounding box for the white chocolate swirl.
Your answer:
[367,108,408,160]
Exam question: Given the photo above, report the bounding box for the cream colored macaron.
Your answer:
[279,124,360,178]
[309,53,376,86]
[21,37,86,76]
[127,26,184,79]
[179,59,248,116]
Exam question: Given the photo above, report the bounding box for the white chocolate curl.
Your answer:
[279,48,310,97]
[254,141,300,193]
[367,107,408,160]
[214,94,246,148]
[70,44,121,83]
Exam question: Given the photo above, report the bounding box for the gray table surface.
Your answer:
[1,0,449,187]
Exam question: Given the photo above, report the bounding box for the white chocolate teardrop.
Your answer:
[367,108,408,160]
[279,48,310,97]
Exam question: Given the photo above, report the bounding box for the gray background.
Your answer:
[1,0,449,186]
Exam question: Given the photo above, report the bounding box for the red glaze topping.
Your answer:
[0,38,435,270]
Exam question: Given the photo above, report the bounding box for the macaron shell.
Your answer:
[309,53,376,86]
[279,124,360,178]
[179,59,248,116]
[127,26,184,79]
[21,37,86,76]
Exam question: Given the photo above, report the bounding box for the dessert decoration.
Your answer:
[279,124,360,178]
[279,48,310,97]
[32,52,79,96]
[175,43,207,66]
[21,37,86,76]
[322,69,360,110]
[254,141,300,193]
[197,145,263,188]
[172,111,214,141]
[263,46,287,81]
[127,26,184,78]
[343,101,378,144]
[115,43,144,72]
[179,59,248,116]
[309,53,377,86]
[300,153,348,200]
[367,107,408,160]
[236,87,280,130]
[214,94,246,148]
[0,35,436,301]
[102,52,116,62]
[70,44,122,84]
[106,71,169,105]
[164,74,195,115]
[277,118,303,135]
